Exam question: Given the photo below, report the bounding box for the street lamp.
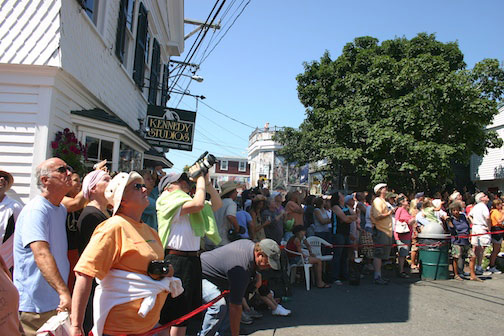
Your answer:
[169,73,204,83]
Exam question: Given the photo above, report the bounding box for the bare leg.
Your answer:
[452,258,459,277]
[259,293,278,311]
[170,327,186,336]
[474,246,483,268]
[308,256,326,287]
[469,256,478,279]
[489,242,501,268]
[410,250,418,269]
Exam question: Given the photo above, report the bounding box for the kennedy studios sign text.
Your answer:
[145,105,196,151]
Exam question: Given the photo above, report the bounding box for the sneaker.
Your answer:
[487,266,502,274]
[247,308,263,319]
[241,311,253,325]
[272,304,291,316]
[475,268,484,276]
[374,276,389,285]
[333,280,343,285]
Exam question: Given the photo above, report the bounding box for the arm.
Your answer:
[70,272,93,336]
[205,174,222,211]
[180,176,206,216]
[62,191,86,213]
[30,241,71,311]
[333,206,357,223]
[248,211,256,241]
[229,303,242,336]
[227,215,240,231]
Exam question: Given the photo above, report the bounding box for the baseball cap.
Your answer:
[415,192,425,199]
[259,239,281,270]
[344,195,354,204]
[158,172,189,192]
[374,183,387,194]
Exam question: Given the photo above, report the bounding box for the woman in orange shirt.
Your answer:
[488,199,504,274]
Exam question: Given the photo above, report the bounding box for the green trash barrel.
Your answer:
[418,236,450,280]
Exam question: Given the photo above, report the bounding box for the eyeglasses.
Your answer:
[54,165,73,174]
[133,183,146,190]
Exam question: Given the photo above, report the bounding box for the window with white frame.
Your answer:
[220,160,228,171]
[115,0,136,65]
[85,136,114,170]
[238,161,247,172]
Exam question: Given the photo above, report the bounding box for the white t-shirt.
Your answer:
[166,208,200,251]
[470,202,490,232]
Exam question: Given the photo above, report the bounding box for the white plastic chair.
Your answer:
[306,236,333,262]
[284,247,313,291]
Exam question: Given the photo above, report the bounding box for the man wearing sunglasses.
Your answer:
[13,157,74,336]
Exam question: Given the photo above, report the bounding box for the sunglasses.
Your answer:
[133,183,146,190]
[54,165,73,173]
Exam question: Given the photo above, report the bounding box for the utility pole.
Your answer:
[184,18,221,40]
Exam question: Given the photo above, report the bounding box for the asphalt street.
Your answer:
[239,271,504,336]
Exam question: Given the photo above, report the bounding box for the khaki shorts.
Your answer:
[451,244,475,259]
[471,233,491,247]
[373,229,394,259]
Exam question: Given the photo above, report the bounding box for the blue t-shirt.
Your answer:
[236,210,252,239]
[449,214,470,246]
[14,195,69,313]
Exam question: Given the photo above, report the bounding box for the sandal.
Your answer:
[454,275,464,281]
[470,277,483,282]
[317,283,331,288]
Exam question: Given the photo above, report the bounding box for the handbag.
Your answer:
[36,311,71,336]
[395,220,410,234]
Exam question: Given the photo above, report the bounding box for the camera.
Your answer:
[188,151,216,179]
[147,260,172,280]
[228,226,246,241]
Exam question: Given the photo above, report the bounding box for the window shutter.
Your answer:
[115,0,127,63]
[161,64,169,106]
[148,39,161,104]
[133,3,148,87]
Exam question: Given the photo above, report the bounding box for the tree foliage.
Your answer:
[275,33,504,191]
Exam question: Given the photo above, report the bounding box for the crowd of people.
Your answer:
[0,158,503,336]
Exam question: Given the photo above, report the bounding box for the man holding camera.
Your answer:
[212,181,240,248]
[156,171,222,336]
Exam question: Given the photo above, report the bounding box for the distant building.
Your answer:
[471,106,504,193]
[210,156,250,191]
[0,0,182,202]
[247,124,284,189]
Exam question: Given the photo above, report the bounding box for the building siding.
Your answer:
[0,0,61,66]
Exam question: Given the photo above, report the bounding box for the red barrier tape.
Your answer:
[88,290,229,336]
[328,229,504,248]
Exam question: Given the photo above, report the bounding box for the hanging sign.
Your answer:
[145,105,196,151]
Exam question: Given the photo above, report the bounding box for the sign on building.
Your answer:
[145,105,196,151]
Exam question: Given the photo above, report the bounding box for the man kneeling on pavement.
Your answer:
[199,238,284,336]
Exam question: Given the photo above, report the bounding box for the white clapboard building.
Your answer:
[0,0,182,203]
[471,106,504,193]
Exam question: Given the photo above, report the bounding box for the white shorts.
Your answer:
[471,233,491,247]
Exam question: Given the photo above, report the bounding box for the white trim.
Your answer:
[238,161,247,172]
[220,160,228,171]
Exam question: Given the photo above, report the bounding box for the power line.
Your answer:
[199,0,251,65]
[169,0,227,93]
[199,99,256,129]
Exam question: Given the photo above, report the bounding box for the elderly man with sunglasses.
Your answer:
[13,157,74,336]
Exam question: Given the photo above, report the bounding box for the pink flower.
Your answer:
[51,141,59,149]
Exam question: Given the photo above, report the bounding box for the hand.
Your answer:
[93,159,108,173]
[167,263,175,278]
[70,325,84,336]
[255,273,262,288]
[57,291,71,313]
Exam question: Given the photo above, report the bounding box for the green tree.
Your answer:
[275,33,504,192]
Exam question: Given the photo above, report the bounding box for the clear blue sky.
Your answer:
[166,0,503,171]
